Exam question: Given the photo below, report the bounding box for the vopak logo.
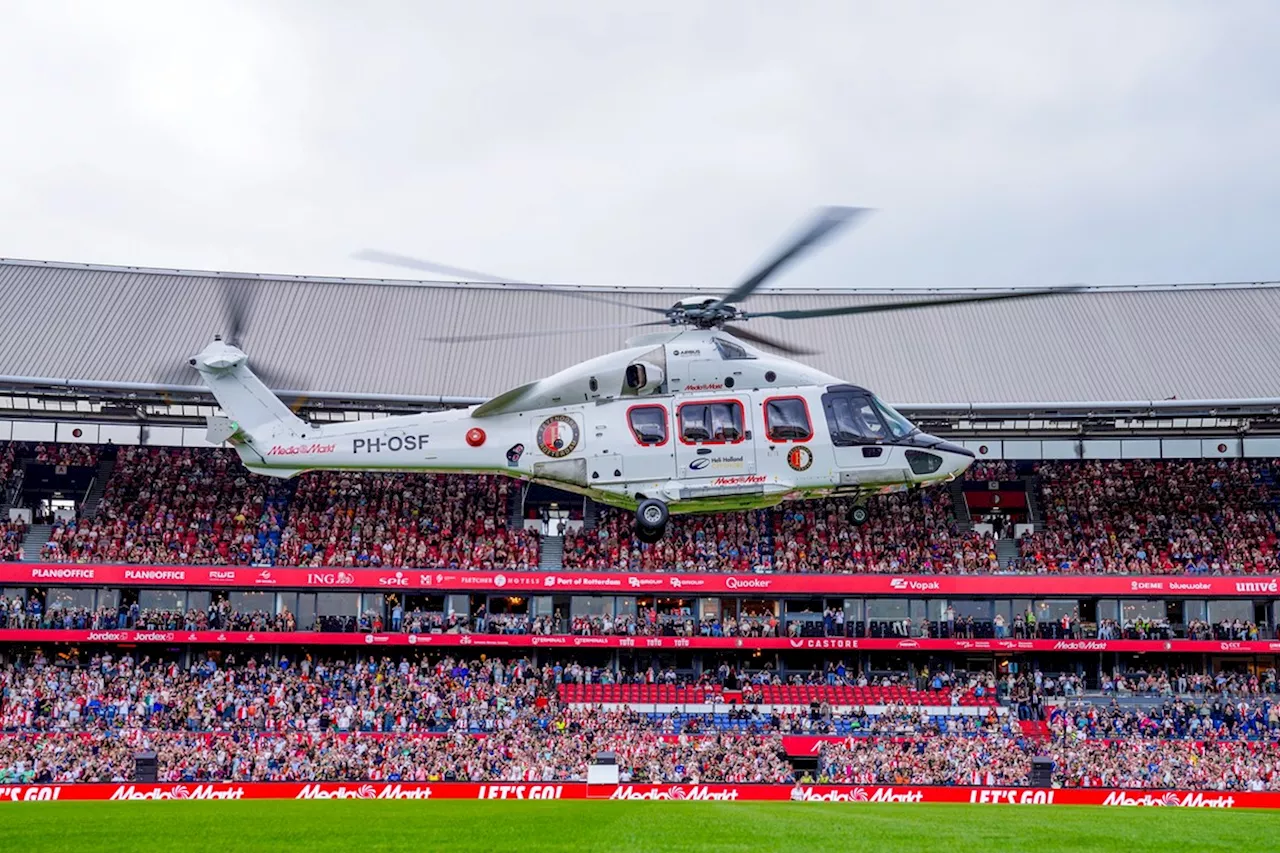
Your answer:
[1100,791,1236,808]
[267,443,336,456]
[307,571,356,585]
[124,569,186,581]
[1235,580,1279,594]
[888,578,941,592]
[689,458,710,471]
[724,577,772,590]
[609,786,740,801]
[110,784,245,800]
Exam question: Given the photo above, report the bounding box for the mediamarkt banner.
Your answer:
[0,782,1272,808]
[3,562,1277,598]
[1,628,1278,654]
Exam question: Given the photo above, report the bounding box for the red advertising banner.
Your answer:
[0,781,1270,807]
[3,562,1277,598]
[0,628,1277,654]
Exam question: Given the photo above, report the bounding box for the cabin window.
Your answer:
[823,394,887,445]
[679,400,745,444]
[713,338,753,360]
[764,397,812,442]
[628,405,668,446]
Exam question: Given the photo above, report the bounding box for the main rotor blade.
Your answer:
[744,286,1088,321]
[721,324,818,356]
[355,249,671,315]
[222,280,255,347]
[353,250,515,283]
[716,206,871,307]
[422,320,670,345]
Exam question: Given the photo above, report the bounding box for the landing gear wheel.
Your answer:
[635,498,669,542]
[848,504,869,526]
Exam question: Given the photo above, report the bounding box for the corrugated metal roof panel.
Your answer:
[2,258,1278,406]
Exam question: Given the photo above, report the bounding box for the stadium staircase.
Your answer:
[1023,474,1044,531]
[995,538,1020,570]
[79,458,115,520]
[539,535,564,570]
[507,485,525,532]
[583,499,598,531]
[947,480,973,529]
[21,523,51,562]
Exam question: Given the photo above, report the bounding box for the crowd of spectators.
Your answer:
[0,653,1277,787]
[276,472,536,570]
[813,736,1280,790]
[7,442,1279,577]
[1017,459,1279,575]
[39,447,290,565]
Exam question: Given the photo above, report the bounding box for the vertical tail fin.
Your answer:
[189,338,307,439]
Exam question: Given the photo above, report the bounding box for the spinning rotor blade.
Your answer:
[715,206,871,307]
[355,249,670,315]
[422,320,669,345]
[352,250,515,283]
[745,285,1087,321]
[721,324,817,356]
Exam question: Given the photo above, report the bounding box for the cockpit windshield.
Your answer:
[873,396,916,439]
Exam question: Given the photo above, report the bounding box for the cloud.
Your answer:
[1,0,1277,290]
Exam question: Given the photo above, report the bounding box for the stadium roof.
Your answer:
[3,257,1280,411]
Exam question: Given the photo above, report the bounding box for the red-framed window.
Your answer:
[677,399,746,445]
[763,396,813,443]
[627,404,669,447]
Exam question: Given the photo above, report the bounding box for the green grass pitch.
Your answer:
[2,800,1267,852]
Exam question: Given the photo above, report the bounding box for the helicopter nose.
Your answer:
[903,434,974,481]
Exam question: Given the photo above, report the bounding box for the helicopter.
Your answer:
[190,207,1079,542]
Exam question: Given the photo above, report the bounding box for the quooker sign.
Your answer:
[0,783,1274,807]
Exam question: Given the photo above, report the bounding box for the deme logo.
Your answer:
[689,458,710,471]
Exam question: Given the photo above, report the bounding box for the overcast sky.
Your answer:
[1,1,1277,291]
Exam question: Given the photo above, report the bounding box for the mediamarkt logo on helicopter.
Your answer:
[184,207,1082,540]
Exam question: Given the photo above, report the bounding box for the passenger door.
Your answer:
[674,396,757,481]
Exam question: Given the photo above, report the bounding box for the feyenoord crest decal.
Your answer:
[537,415,580,458]
[787,446,813,471]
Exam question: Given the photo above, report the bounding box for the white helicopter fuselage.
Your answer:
[192,328,974,516]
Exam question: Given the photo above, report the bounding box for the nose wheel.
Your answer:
[847,503,869,526]
[635,498,669,543]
